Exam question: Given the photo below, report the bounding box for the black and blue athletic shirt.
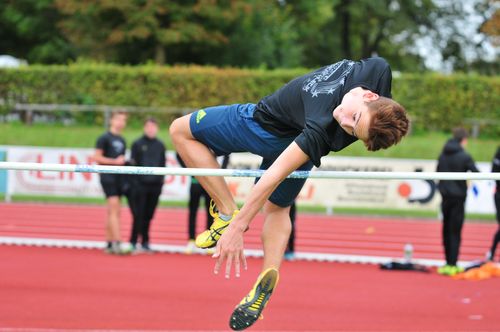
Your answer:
[95,131,126,183]
[253,57,393,167]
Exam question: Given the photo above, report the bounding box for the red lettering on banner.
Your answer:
[68,155,93,182]
[59,155,65,179]
[297,184,315,200]
[35,154,55,180]
[165,156,176,185]
[164,175,188,185]
[227,182,240,197]
[165,175,175,184]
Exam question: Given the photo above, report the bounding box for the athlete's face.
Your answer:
[332,87,379,141]
[144,121,158,139]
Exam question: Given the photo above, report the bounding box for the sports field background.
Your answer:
[1,122,497,162]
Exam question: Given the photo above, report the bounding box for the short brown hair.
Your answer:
[364,97,409,151]
[145,116,158,125]
[452,127,468,141]
[110,109,127,118]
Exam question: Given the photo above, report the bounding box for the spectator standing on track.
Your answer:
[436,127,479,276]
[176,152,230,254]
[128,118,166,253]
[93,111,130,255]
[284,202,296,261]
[488,146,500,261]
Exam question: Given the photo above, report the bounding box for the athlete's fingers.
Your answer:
[234,252,241,278]
[213,246,224,275]
[212,243,221,258]
[240,250,248,271]
[225,252,233,279]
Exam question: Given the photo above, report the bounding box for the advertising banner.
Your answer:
[0,150,6,194]
[5,146,189,201]
[3,146,496,214]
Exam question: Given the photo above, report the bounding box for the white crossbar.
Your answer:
[0,161,498,180]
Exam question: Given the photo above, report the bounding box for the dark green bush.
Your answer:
[394,73,499,136]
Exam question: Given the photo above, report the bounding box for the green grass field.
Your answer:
[0,122,498,161]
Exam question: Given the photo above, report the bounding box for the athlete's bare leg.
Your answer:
[261,201,292,271]
[106,196,121,241]
[170,114,237,215]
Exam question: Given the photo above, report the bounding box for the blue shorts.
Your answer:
[189,103,313,207]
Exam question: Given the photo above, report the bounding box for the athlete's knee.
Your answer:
[169,115,191,144]
[107,196,120,210]
[262,200,290,215]
[169,118,183,142]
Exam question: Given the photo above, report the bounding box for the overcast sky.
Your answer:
[415,0,499,72]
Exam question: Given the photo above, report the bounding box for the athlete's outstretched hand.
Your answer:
[213,224,247,279]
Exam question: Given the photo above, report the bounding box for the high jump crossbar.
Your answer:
[0,162,498,181]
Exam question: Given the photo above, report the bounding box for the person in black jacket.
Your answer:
[436,127,479,276]
[128,118,166,252]
[488,147,500,261]
[284,202,297,261]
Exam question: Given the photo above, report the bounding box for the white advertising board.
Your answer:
[4,146,496,214]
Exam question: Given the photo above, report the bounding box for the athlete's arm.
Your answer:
[93,149,126,166]
[213,141,310,278]
[232,141,309,231]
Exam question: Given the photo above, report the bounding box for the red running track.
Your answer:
[0,203,497,262]
[1,245,500,331]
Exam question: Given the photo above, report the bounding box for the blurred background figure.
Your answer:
[284,202,296,261]
[488,147,500,262]
[128,118,166,253]
[176,153,230,254]
[93,111,130,255]
[436,127,479,276]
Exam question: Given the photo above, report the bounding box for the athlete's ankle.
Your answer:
[219,213,233,221]
[261,267,279,274]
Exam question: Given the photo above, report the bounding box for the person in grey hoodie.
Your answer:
[436,127,479,275]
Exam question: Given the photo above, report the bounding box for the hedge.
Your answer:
[0,64,498,135]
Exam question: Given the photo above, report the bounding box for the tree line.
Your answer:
[0,0,498,73]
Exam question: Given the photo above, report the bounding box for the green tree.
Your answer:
[304,0,437,70]
[55,0,235,64]
[283,0,335,67]
[207,0,302,68]
[0,0,74,64]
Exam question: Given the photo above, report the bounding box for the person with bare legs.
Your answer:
[170,58,409,330]
[94,111,130,255]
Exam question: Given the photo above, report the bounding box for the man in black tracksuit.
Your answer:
[128,118,166,252]
[436,128,479,275]
[488,147,500,261]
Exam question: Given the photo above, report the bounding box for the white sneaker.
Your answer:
[185,240,197,254]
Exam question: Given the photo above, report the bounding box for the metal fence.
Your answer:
[2,102,197,126]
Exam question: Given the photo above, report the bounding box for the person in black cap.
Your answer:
[128,117,166,252]
[436,127,479,275]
